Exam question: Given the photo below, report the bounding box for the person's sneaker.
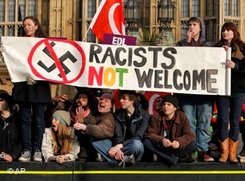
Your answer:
[96,153,104,162]
[188,151,198,163]
[203,153,214,162]
[124,154,135,165]
[153,153,158,162]
[19,150,31,162]
[118,155,135,168]
[190,151,198,161]
[33,151,42,162]
[199,151,214,162]
[179,151,198,163]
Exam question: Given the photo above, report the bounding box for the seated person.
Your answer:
[73,93,115,161]
[70,89,98,124]
[0,91,21,162]
[71,89,98,160]
[91,90,150,167]
[44,94,73,129]
[144,95,197,165]
[42,110,80,163]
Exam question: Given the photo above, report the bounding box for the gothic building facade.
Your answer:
[0,0,244,93]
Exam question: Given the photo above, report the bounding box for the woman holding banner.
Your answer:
[215,22,245,163]
[13,16,52,162]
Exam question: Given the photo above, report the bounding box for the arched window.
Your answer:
[28,0,36,16]
[232,0,238,17]
[19,0,26,21]
[181,0,189,17]
[192,0,200,17]
[224,0,230,16]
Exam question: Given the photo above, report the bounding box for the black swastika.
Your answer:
[37,41,78,77]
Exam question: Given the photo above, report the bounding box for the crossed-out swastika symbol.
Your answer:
[37,41,78,78]
[28,38,86,84]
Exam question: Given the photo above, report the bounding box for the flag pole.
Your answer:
[82,26,91,42]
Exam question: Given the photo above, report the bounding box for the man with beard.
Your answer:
[71,89,97,160]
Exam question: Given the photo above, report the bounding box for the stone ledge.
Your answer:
[0,161,245,181]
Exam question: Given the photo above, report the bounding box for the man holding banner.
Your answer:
[176,17,214,162]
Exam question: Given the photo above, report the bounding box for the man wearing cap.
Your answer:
[0,91,21,162]
[42,110,80,163]
[144,95,197,165]
[73,92,115,161]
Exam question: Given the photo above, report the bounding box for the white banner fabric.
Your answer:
[1,36,230,95]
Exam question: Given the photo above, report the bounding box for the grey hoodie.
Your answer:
[176,17,210,47]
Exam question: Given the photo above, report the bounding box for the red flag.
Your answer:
[89,0,125,43]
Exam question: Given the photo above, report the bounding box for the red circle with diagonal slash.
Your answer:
[28,38,85,84]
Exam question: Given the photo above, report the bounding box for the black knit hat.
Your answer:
[0,92,12,106]
[161,95,179,108]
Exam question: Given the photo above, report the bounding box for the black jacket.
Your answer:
[0,113,22,160]
[215,43,245,93]
[12,81,52,103]
[112,106,150,146]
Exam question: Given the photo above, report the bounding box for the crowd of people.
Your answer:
[0,16,245,167]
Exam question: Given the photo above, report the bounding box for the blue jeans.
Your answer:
[121,139,144,161]
[19,103,46,152]
[179,96,213,152]
[91,139,115,164]
[91,139,144,163]
[216,95,245,142]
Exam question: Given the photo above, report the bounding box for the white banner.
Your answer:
[1,36,230,95]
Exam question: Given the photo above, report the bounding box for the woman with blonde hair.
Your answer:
[42,110,80,163]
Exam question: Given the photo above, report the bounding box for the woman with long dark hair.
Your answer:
[215,22,245,163]
[13,16,52,162]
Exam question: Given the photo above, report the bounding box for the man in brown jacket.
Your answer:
[73,92,115,161]
[144,95,197,165]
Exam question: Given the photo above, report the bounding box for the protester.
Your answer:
[214,22,245,163]
[13,16,52,162]
[144,95,197,165]
[42,110,80,163]
[91,90,150,167]
[0,91,21,162]
[74,92,115,161]
[176,17,214,162]
[71,89,98,160]
[111,90,150,166]
[70,88,98,124]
